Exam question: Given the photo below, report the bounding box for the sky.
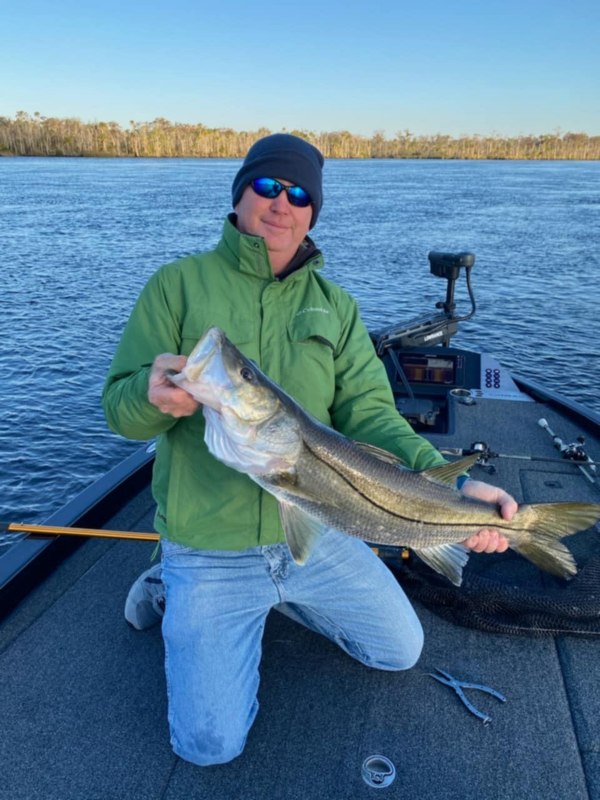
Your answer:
[1,0,599,138]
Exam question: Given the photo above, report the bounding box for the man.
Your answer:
[102,134,514,767]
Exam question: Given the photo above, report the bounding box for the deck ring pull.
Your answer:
[361,755,396,789]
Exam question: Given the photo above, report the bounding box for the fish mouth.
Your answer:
[186,327,224,370]
[168,327,225,397]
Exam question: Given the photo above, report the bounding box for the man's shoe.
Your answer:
[124,564,165,630]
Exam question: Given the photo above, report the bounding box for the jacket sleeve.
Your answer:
[330,296,446,472]
[102,264,185,441]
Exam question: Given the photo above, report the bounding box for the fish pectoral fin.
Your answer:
[421,454,480,488]
[412,543,470,586]
[279,502,323,565]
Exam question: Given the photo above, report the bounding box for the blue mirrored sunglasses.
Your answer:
[250,177,312,208]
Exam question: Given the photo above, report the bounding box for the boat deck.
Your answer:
[1,389,599,799]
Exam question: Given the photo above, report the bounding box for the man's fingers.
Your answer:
[464,530,510,553]
[147,353,198,416]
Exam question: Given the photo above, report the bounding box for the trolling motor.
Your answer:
[374,251,476,354]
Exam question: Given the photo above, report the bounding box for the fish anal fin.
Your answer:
[422,454,480,488]
[412,543,470,586]
[279,502,323,565]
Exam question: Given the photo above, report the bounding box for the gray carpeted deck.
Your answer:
[1,396,599,800]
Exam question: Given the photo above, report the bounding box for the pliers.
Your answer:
[428,668,506,725]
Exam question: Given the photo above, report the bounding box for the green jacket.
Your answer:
[102,216,446,549]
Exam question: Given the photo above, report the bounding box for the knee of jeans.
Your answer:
[366,621,424,672]
[172,721,249,767]
[397,629,424,670]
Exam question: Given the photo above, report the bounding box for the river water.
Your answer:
[1,157,598,523]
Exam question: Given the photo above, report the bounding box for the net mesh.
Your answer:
[386,526,600,637]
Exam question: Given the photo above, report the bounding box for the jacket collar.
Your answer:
[218,214,323,280]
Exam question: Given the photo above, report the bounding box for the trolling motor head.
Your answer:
[374,251,476,352]
[429,251,475,275]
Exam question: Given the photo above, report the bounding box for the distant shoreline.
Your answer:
[2,153,599,162]
[2,113,599,160]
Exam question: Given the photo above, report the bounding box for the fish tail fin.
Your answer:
[511,502,600,580]
[511,533,577,580]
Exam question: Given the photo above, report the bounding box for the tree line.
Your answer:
[1,112,598,160]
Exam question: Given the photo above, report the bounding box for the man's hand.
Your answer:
[460,479,517,553]
[148,354,199,418]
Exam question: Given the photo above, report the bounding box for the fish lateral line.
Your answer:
[299,438,497,530]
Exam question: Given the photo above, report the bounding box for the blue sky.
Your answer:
[2,0,599,137]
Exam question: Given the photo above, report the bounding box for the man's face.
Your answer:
[235,179,312,275]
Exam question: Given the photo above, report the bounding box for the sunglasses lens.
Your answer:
[286,185,311,207]
[251,178,311,208]
[252,177,280,198]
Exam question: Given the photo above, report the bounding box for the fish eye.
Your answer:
[240,366,255,382]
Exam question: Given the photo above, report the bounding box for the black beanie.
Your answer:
[232,133,324,228]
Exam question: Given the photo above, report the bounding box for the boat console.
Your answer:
[372,252,527,433]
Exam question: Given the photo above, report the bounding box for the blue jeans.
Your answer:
[160,529,423,766]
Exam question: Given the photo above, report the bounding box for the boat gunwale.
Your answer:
[513,373,600,434]
[0,444,155,620]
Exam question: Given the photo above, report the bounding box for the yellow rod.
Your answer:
[6,522,159,541]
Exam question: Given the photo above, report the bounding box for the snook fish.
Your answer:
[170,327,600,586]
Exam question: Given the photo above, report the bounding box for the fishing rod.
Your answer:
[441,443,600,467]
[0,521,159,548]
[538,418,597,484]
[441,423,599,485]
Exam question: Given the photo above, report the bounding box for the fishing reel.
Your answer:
[538,419,597,480]
[538,419,590,463]
[438,441,498,474]
[560,437,591,463]
[466,442,497,474]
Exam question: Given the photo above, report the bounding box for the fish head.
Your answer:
[171,327,280,423]
[170,328,301,474]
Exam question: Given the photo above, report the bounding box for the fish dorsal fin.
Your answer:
[355,441,406,466]
[421,454,479,487]
[279,502,323,565]
[412,543,470,586]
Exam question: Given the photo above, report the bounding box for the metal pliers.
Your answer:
[428,668,506,724]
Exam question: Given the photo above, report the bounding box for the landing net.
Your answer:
[387,527,600,637]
